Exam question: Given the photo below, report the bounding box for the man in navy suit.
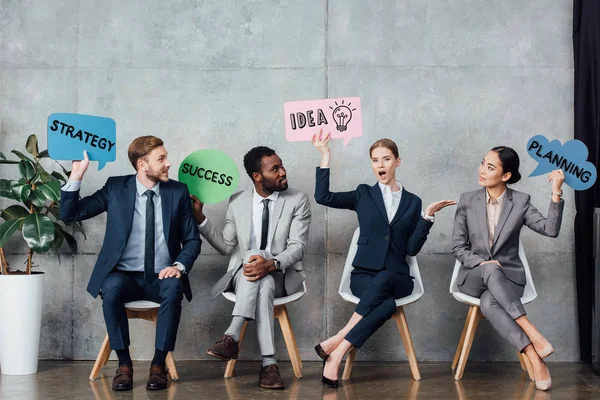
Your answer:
[60,136,200,391]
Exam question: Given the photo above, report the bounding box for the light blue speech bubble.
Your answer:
[47,113,116,170]
[526,135,597,191]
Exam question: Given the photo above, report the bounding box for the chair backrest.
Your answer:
[449,240,538,304]
[222,280,307,306]
[339,227,424,306]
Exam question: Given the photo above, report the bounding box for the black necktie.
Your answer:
[260,199,270,250]
[144,190,155,282]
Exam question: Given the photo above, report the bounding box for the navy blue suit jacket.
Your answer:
[60,175,201,301]
[315,168,432,275]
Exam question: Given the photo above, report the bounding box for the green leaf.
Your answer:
[0,179,16,200]
[55,161,71,178]
[52,223,65,249]
[38,149,49,158]
[0,218,25,248]
[48,247,61,264]
[46,205,61,221]
[28,189,47,207]
[51,171,67,183]
[37,181,60,202]
[12,183,31,203]
[66,221,86,239]
[0,159,20,164]
[1,205,30,221]
[26,135,39,157]
[62,230,78,254]
[22,213,54,253]
[11,150,34,163]
[18,160,36,181]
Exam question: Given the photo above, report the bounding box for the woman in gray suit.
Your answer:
[452,146,564,391]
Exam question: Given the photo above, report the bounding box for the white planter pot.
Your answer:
[0,272,45,375]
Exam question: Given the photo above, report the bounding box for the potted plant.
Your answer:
[0,134,82,375]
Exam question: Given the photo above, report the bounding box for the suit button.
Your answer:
[384,236,389,241]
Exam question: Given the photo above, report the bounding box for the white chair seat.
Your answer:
[339,228,424,306]
[124,300,160,311]
[449,240,537,306]
[222,281,307,306]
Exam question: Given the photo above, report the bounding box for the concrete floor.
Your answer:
[0,361,599,400]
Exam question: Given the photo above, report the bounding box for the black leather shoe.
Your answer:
[321,360,339,388]
[314,344,329,361]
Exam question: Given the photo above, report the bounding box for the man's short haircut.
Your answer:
[243,146,276,180]
[127,136,164,170]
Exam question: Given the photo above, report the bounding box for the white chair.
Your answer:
[449,240,537,381]
[89,300,179,381]
[221,281,306,379]
[339,227,424,381]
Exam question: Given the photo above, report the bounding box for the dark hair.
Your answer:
[491,146,521,184]
[243,146,276,180]
[128,136,164,170]
[369,138,400,158]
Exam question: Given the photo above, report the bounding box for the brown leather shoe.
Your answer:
[146,364,168,390]
[112,364,133,391]
[206,334,239,361]
[259,364,285,390]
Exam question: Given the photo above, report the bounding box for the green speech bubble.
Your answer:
[178,149,239,204]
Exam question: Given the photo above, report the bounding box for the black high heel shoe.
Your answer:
[321,359,339,388]
[314,344,329,361]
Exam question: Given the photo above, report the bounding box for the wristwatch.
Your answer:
[551,190,563,197]
[273,258,282,273]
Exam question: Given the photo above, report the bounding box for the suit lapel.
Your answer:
[390,189,413,226]
[268,190,286,247]
[491,188,514,251]
[369,183,389,223]
[122,176,137,239]
[474,188,492,256]
[161,182,172,243]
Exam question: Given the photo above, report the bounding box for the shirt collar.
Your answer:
[253,189,279,204]
[486,188,506,206]
[135,175,160,197]
[378,181,403,196]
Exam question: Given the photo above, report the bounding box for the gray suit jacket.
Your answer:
[199,188,311,299]
[452,188,564,286]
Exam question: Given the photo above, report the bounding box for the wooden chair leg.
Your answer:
[393,306,421,381]
[342,347,357,381]
[150,308,179,381]
[454,306,481,381]
[517,351,527,371]
[89,334,112,381]
[224,320,248,378]
[275,305,303,379]
[521,352,535,381]
[452,306,474,371]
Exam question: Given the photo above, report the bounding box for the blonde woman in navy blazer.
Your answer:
[311,131,456,387]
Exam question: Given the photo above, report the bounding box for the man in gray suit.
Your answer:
[191,146,311,390]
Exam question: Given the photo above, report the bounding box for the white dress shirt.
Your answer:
[378,181,403,223]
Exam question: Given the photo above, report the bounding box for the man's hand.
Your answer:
[189,194,206,224]
[158,265,182,280]
[70,150,90,181]
[480,260,502,268]
[243,255,275,282]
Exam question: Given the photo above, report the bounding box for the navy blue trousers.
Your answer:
[100,271,183,352]
[345,268,414,348]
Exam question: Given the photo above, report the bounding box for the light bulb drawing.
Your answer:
[330,100,357,132]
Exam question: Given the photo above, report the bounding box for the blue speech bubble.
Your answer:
[47,113,116,170]
[526,135,597,191]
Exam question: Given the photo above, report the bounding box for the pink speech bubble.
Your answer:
[284,97,362,146]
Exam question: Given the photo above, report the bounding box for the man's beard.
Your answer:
[262,176,288,192]
[146,167,169,183]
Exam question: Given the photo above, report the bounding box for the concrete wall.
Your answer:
[0,0,579,362]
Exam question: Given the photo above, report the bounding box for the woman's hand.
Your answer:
[311,129,332,168]
[548,169,565,192]
[425,200,457,216]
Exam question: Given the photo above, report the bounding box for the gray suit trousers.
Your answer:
[230,250,286,356]
[458,263,531,351]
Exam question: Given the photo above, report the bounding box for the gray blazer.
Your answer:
[199,188,311,299]
[452,188,564,286]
